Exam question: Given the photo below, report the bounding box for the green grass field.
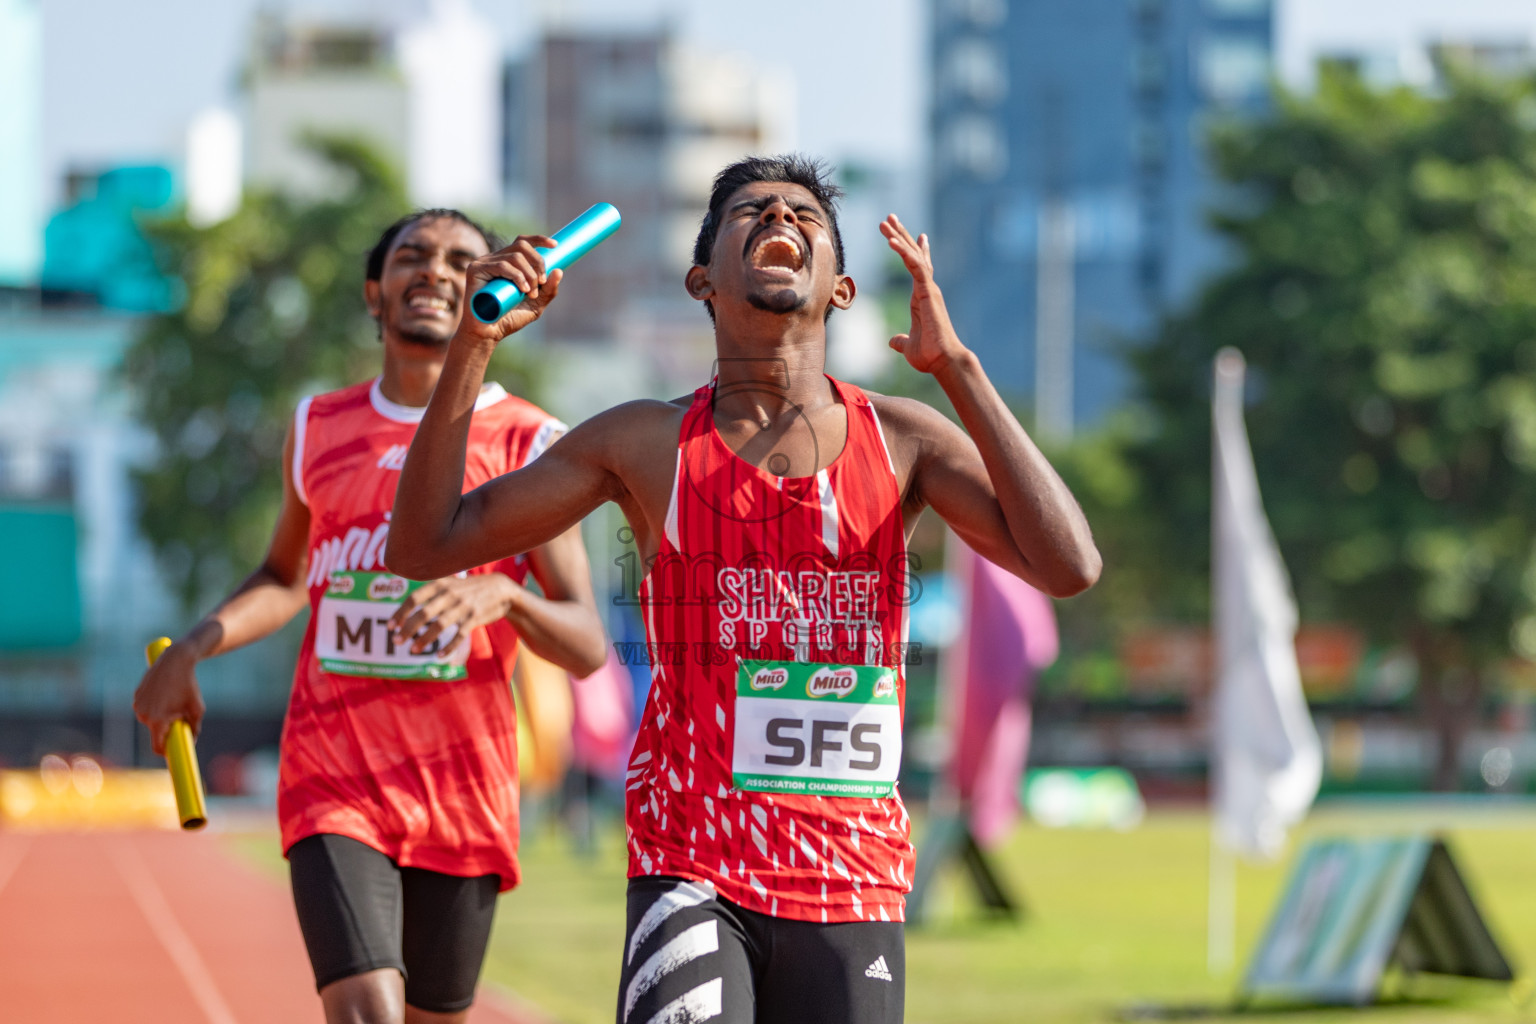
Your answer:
[230,804,1536,1024]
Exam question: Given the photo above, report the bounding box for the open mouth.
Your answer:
[405,292,455,315]
[748,234,805,275]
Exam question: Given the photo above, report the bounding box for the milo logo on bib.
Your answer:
[314,570,468,681]
[750,666,789,691]
[731,659,902,799]
[807,667,858,699]
[368,575,409,601]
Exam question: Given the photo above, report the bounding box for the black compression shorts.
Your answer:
[287,833,500,1013]
[617,875,904,1024]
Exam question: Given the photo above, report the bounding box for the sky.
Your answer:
[38,0,926,208]
[38,0,1536,210]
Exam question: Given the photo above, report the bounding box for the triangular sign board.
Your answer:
[1242,836,1514,1005]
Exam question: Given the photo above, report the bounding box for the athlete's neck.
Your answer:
[377,342,446,408]
[711,319,834,420]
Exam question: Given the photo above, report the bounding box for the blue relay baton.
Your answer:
[470,202,623,323]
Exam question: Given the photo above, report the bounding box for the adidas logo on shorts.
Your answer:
[864,955,893,982]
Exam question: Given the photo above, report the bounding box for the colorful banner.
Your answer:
[946,536,1058,845]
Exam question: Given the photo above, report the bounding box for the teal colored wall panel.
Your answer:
[0,505,81,649]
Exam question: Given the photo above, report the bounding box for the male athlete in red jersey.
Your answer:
[134,210,607,1024]
[388,157,1100,1024]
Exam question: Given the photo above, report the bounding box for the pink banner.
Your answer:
[569,647,636,780]
[948,539,1058,845]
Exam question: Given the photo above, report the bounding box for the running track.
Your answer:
[0,830,546,1024]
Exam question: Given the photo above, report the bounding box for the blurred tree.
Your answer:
[125,136,540,609]
[1113,69,1536,786]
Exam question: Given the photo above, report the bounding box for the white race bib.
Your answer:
[314,571,468,681]
[731,660,902,799]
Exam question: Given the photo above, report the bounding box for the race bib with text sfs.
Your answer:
[313,571,468,681]
[731,660,901,798]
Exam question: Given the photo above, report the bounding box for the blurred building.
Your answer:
[826,163,907,385]
[0,297,168,765]
[41,165,180,312]
[185,109,244,229]
[1277,0,1536,90]
[0,0,43,285]
[504,28,795,362]
[930,0,1272,434]
[0,162,292,769]
[246,0,501,210]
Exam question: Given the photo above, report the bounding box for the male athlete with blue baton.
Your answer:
[390,156,1100,1024]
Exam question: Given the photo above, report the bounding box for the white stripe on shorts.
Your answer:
[624,920,719,1022]
[627,879,715,965]
[642,977,723,1024]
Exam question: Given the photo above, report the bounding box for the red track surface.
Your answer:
[0,830,542,1024]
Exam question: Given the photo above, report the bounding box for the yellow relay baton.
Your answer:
[145,636,208,830]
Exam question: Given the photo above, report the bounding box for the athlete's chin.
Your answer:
[746,289,809,315]
[393,324,455,349]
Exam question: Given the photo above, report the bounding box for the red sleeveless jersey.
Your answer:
[279,377,564,889]
[626,377,915,923]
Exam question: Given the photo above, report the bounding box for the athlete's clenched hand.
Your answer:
[880,214,968,376]
[454,235,565,345]
[386,573,521,657]
[133,642,207,756]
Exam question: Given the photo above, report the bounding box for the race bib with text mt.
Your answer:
[313,571,468,681]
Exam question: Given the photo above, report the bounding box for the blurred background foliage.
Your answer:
[1062,69,1536,782]
[123,135,541,609]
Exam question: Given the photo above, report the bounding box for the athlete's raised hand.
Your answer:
[881,214,967,375]
[456,235,565,344]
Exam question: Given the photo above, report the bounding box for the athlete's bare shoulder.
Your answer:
[863,389,961,453]
[860,389,973,507]
[553,396,691,478]
[563,397,686,443]
[861,388,951,427]
[537,395,693,537]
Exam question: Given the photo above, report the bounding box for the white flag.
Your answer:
[1211,348,1321,861]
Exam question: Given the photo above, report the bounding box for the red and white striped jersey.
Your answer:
[279,377,563,890]
[626,377,916,923]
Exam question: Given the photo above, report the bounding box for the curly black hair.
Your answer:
[365,209,504,281]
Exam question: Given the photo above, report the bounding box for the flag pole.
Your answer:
[1207,346,1323,975]
[1208,350,1244,976]
[1208,818,1235,973]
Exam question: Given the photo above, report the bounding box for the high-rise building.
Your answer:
[0,0,43,285]
[505,29,795,349]
[245,0,501,209]
[930,0,1272,433]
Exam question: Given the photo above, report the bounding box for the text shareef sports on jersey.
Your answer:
[637,560,917,658]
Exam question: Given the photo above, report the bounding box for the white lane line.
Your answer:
[111,837,240,1024]
[0,835,31,901]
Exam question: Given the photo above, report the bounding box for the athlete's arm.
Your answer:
[514,525,608,675]
[133,421,313,753]
[386,523,608,677]
[878,214,1101,598]
[387,237,629,579]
